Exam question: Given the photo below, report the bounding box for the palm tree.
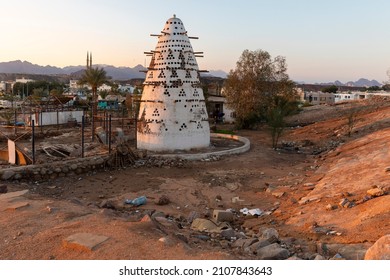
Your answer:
[79,67,109,141]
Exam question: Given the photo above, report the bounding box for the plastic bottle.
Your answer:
[125,196,147,206]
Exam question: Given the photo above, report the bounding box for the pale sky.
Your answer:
[1,0,390,83]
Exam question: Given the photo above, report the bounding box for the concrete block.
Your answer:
[213,210,233,223]
[63,233,109,252]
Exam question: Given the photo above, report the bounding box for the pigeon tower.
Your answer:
[137,15,210,151]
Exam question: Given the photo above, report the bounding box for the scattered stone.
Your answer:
[156,195,170,205]
[151,211,166,219]
[256,243,289,260]
[192,235,210,241]
[303,183,315,190]
[330,253,345,260]
[365,235,390,260]
[326,204,337,211]
[298,195,321,205]
[6,202,30,210]
[287,255,302,260]
[45,206,58,213]
[159,236,175,246]
[273,209,282,216]
[70,164,78,171]
[339,198,352,208]
[215,195,222,201]
[63,233,109,252]
[265,186,276,193]
[231,196,245,204]
[0,184,8,193]
[261,228,279,240]
[232,238,258,249]
[220,228,236,240]
[99,199,116,209]
[154,217,178,229]
[225,182,241,191]
[0,189,29,201]
[236,232,247,239]
[272,192,285,198]
[367,187,385,197]
[69,198,83,205]
[213,210,233,223]
[314,254,325,260]
[140,215,152,222]
[219,240,229,249]
[1,170,15,180]
[187,211,200,224]
[249,238,271,253]
[174,233,188,243]
[336,244,369,259]
[385,167,390,172]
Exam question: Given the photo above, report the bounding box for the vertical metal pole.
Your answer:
[134,117,137,149]
[105,112,107,142]
[108,114,112,154]
[56,110,59,130]
[91,102,95,142]
[121,108,124,130]
[81,115,85,158]
[103,110,106,130]
[14,110,17,135]
[40,110,43,133]
[32,120,35,164]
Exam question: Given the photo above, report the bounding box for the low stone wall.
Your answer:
[0,155,109,181]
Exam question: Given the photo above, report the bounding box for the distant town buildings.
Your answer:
[303,91,335,105]
[303,90,390,105]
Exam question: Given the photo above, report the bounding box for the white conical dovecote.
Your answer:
[137,15,210,151]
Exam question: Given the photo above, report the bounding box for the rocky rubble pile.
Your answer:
[99,195,372,260]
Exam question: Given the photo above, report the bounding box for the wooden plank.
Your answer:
[8,139,16,164]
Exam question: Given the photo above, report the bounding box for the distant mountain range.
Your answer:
[1,61,381,86]
[0,60,228,80]
[311,78,383,88]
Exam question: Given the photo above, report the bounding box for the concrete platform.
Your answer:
[150,133,250,160]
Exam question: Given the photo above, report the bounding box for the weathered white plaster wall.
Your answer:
[30,110,84,126]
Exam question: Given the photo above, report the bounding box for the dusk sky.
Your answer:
[1,0,390,83]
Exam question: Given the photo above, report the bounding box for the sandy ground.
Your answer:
[1,99,389,260]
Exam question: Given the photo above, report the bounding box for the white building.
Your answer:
[15,77,34,84]
[334,92,358,103]
[334,91,390,103]
[118,84,135,94]
[304,91,335,105]
[137,15,210,151]
[98,83,112,92]
[207,94,235,123]
[69,80,80,89]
